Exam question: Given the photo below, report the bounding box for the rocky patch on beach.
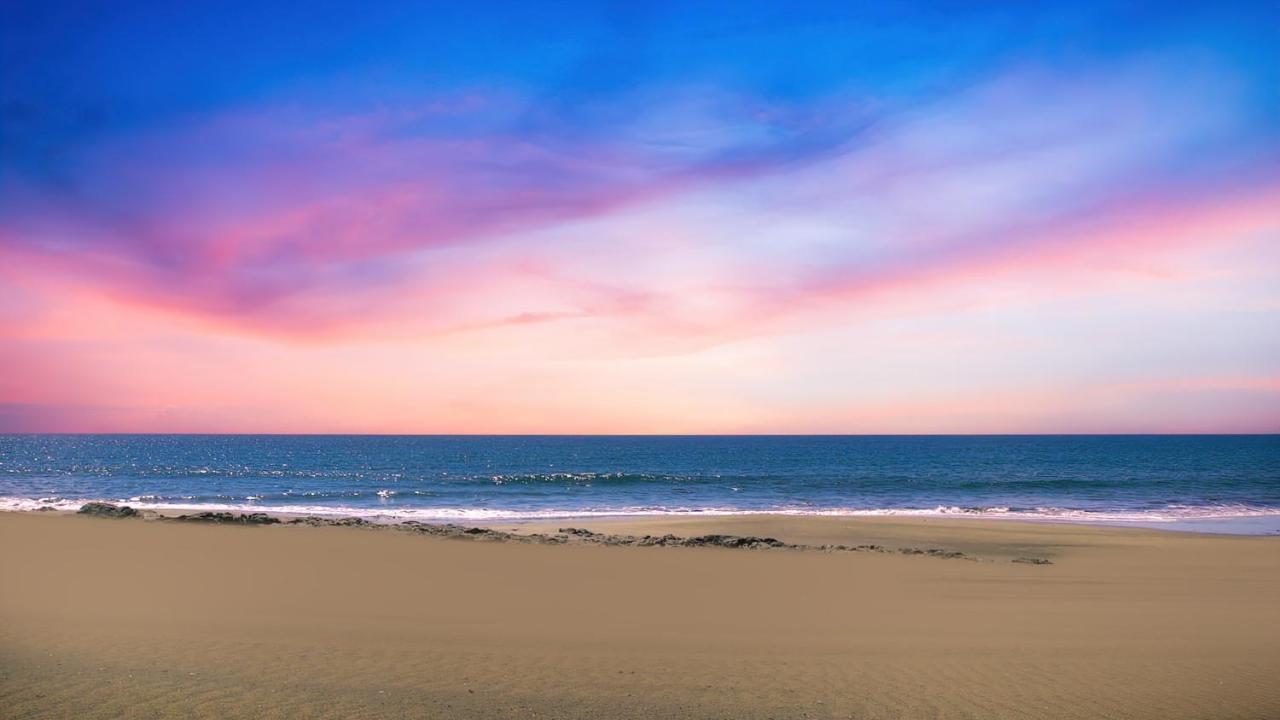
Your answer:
[171,511,280,525]
[551,527,978,559]
[1012,556,1053,565]
[70,504,1028,563]
[556,527,790,550]
[898,547,969,560]
[288,516,372,527]
[76,502,139,518]
[397,521,566,544]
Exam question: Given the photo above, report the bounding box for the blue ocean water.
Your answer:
[2,435,1278,533]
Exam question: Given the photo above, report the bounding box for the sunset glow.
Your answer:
[2,2,1278,433]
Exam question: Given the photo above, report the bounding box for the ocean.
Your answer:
[2,434,1278,533]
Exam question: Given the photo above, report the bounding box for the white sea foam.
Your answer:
[0,497,85,512]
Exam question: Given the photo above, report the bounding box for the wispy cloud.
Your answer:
[1,0,1277,431]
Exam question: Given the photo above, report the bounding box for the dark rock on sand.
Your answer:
[894,547,970,560]
[289,516,370,527]
[682,534,787,549]
[332,517,371,526]
[66,505,978,561]
[77,502,139,518]
[552,528,957,556]
[819,544,891,553]
[1012,556,1053,565]
[398,522,519,542]
[172,511,280,525]
[633,534,679,546]
[554,530,788,550]
[287,516,328,527]
[223,515,974,559]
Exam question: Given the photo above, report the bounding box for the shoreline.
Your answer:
[12,499,1280,570]
[44,503,1066,564]
[5,499,1279,536]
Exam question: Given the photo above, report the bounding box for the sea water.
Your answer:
[2,434,1278,533]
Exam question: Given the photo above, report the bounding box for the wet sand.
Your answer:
[2,511,1278,719]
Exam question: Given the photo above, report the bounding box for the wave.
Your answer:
[4,496,1280,525]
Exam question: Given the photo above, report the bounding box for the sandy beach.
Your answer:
[2,511,1278,719]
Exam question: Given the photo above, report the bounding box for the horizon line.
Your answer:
[4,432,1277,438]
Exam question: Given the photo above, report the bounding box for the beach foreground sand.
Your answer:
[2,512,1278,719]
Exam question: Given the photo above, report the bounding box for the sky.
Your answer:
[1,1,1278,433]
